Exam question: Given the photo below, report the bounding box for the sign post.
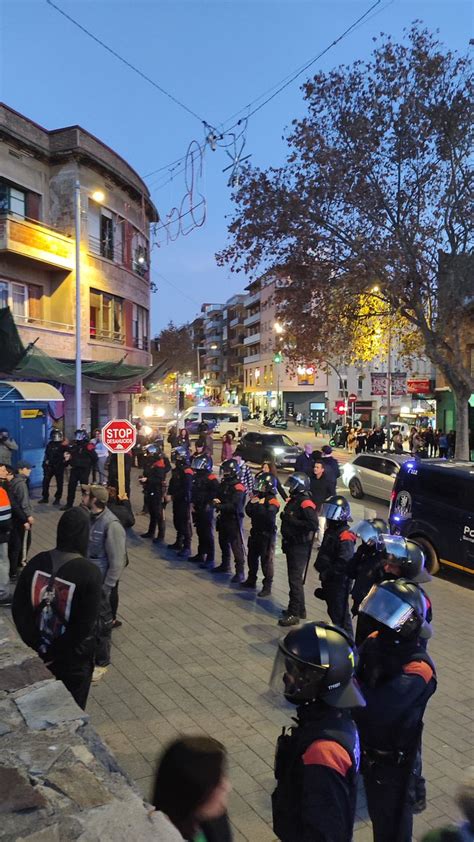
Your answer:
[348,393,357,426]
[102,419,137,499]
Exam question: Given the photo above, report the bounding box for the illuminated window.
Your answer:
[90,289,123,342]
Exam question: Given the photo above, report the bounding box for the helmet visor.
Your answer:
[359,586,416,632]
[383,535,409,563]
[319,502,345,520]
[269,645,327,704]
[354,520,381,545]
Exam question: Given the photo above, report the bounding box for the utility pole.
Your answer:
[74,180,82,430]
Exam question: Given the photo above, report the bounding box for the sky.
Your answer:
[1,0,472,334]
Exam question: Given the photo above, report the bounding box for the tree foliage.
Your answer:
[152,321,196,376]
[217,25,473,455]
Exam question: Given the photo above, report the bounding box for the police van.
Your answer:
[389,459,474,575]
[168,406,244,439]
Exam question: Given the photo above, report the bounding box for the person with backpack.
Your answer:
[12,508,102,709]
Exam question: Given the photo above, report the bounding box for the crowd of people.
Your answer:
[333,422,459,457]
[0,420,469,842]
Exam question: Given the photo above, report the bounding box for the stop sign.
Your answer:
[102,419,137,454]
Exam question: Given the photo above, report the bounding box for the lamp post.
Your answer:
[273,322,284,414]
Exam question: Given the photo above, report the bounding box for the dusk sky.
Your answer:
[1,0,471,334]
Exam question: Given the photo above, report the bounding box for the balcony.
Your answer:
[0,214,74,270]
[246,291,260,307]
[229,316,242,328]
[14,314,74,332]
[243,311,260,328]
[206,334,221,344]
[243,352,261,364]
[243,332,261,346]
[204,364,221,373]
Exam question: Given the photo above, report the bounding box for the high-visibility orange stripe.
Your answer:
[403,661,434,683]
[301,499,316,509]
[302,740,352,776]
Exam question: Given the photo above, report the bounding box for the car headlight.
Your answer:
[273,447,284,455]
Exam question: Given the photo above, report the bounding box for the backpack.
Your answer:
[34,553,78,656]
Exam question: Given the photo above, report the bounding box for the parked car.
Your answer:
[342,452,411,502]
[236,432,303,468]
[389,458,474,575]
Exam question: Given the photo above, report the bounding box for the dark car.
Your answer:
[389,458,474,575]
[237,432,303,468]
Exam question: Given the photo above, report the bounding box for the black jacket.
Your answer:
[168,465,193,505]
[68,441,98,471]
[192,471,220,510]
[43,441,67,471]
[215,479,246,529]
[245,495,280,535]
[315,521,356,579]
[309,473,334,506]
[142,456,171,495]
[294,453,315,476]
[346,544,384,612]
[281,493,318,546]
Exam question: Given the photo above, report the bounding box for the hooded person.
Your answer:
[12,508,102,709]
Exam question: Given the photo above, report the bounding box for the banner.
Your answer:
[391,372,407,396]
[407,378,432,394]
[371,373,388,395]
[371,372,407,396]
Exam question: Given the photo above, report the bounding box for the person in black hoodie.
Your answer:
[309,460,335,506]
[39,429,67,505]
[12,508,102,709]
[62,430,97,510]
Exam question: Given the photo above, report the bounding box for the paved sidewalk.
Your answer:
[10,483,474,841]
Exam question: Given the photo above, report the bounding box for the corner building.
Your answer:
[0,103,158,432]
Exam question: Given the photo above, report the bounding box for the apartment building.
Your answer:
[0,103,157,431]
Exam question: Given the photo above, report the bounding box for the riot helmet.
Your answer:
[145,443,162,458]
[220,458,239,481]
[354,518,387,547]
[359,578,432,640]
[285,473,310,496]
[319,495,352,522]
[254,471,277,496]
[382,536,432,583]
[173,445,190,466]
[74,429,88,442]
[50,429,64,443]
[270,622,365,708]
[191,454,213,473]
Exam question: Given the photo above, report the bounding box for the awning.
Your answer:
[0,381,64,401]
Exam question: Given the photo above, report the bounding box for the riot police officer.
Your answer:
[270,621,365,841]
[167,445,193,558]
[314,495,356,638]
[354,579,437,842]
[347,518,387,645]
[39,429,67,505]
[139,444,171,544]
[190,454,219,569]
[242,471,279,597]
[212,458,246,582]
[62,430,97,510]
[279,473,318,627]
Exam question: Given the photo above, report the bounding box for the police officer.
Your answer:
[190,454,219,569]
[270,621,365,841]
[241,471,279,597]
[347,518,387,645]
[213,458,246,583]
[314,495,356,638]
[354,579,437,842]
[62,430,98,510]
[139,443,171,544]
[39,429,67,505]
[279,473,318,627]
[167,446,193,558]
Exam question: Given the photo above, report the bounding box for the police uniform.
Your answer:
[214,478,246,578]
[347,542,384,645]
[280,490,318,621]
[167,463,193,553]
[191,469,219,566]
[141,454,171,542]
[244,493,279,594]
[315,521,356,638]
[65,438,98,508]
[40,437,67,504]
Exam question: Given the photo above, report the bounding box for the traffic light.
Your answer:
[273,352,283,363]
[336,400,347,415]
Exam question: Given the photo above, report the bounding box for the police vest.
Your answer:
[272,708,360,842]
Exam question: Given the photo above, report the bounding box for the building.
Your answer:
[200,303,225,399]
[222,293,246,404]
[0,103,158,432]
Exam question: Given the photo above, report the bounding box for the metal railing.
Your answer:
[90,328,125,343]
[88,234,123,264]
[14,314,74,332]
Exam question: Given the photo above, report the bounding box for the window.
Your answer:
[90,289,124,342]
[338,376,348,396]
[132,304,149,350]
[0,182,26,218]
[358,375,364,394]
[88,202,124,263]
[100,212,114,260]
[132,230,149,276]
[0,280,28,319]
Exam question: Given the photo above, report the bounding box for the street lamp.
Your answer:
[74,182,104,429]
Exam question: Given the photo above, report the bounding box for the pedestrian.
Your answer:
[213,458,246,582]
[347,428,357,453]
[233,450,254,495]
[107,451,133,499]
[177,427,190,449]
[411,428,424,455]
[447,430,456,458]
[320,444,340,488]
[6,462,34,580]
[356,429,367,453]
[366,428,376,452]
[438,430,448,458]
[139,443,171,544]
[347,518,387,645]
[0,464,12,607]
[314,495,355,638]
[433,428,440,458]
[106,485,135,630]
[309,460,334,506]
[62,429,97,510]
[167,425,180,449]
[241,471,279,597]
[166,446,193,558]
[151,736,232,842]
[12,507,102,709]
[296,411,302,427]
[90,428,109,485]
[373,426,386,452]
[420,766,474,842]
[0,428,18,466]
[82,484,127,682]
[294,443,315,477]
[261,460,287,501]
[189,454,219,569]
[354,579,436,842]
[220,432,234,463]
[270,621,365,842]
[424,427,435,458]
[279,473,318,627]
[39,428,67,505]
[392,429,404,454]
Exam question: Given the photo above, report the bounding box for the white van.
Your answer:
[169,406,244,439]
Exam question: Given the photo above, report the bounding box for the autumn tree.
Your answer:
[218,26,473,458]
[152,321,196,376]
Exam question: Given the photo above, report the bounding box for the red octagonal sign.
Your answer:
[102,419,137,454]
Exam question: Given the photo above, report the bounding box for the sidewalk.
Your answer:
[10,482,474,841]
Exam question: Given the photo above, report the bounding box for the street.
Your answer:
[12,467,474,842]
